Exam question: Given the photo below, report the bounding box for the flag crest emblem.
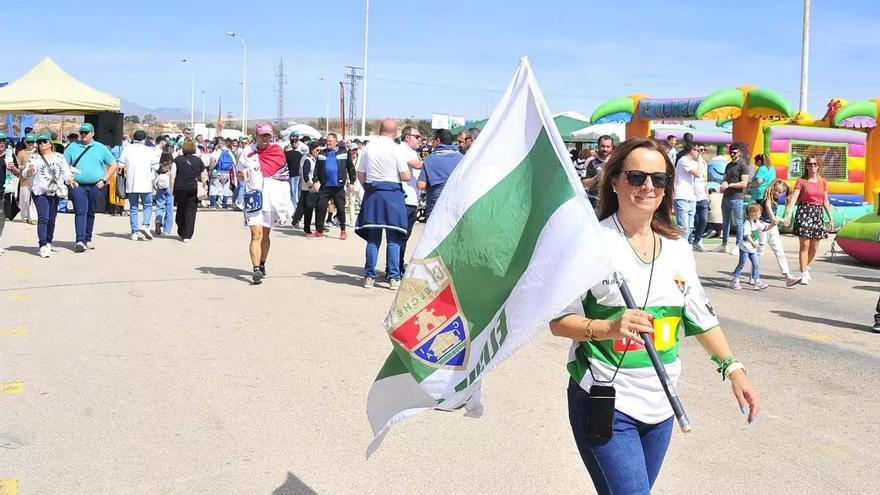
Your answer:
[387,257,470,371]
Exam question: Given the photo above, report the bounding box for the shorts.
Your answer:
[244,178,293,228]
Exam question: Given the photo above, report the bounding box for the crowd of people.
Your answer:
[0,120,475,286]
[575,132,837,293]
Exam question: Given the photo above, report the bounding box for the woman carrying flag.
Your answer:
[550,138,759,495]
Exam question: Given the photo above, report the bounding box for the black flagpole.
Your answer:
[618,279,692,433]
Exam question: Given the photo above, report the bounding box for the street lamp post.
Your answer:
[798,0,811,113]
[181,58,195,130]
[318,76,329,134]
[201,91,206,124]
[361,0,369,136]
[226,32,248,135]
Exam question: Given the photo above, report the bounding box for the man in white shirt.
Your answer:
[396,124,423,276]
[673,142,701,244]
[665,135,678,165]
[118,130,160,241]
[355,119,412,289]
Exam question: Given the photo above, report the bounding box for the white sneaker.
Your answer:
[692,242,706,252]
[47,243,59,252]
[714,244,727,253]
[131,233,141,241]
[38,245,50,258]
[182,238,191,243]
[0,247,5,255]
[800,271,811,285]
[784,274,801,287]
[139,226,153,240]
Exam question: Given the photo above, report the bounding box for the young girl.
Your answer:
[731,203,769,290]
[154,153,175,236]
[761,179,800,287]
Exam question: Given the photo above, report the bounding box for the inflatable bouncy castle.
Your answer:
[589,91,880,265]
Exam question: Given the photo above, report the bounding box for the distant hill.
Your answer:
[121,99,189,120]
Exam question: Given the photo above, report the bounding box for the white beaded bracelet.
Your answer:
[724,362,746,380]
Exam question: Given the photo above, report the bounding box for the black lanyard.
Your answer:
[587,215,656,384]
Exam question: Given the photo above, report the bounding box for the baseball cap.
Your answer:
[255,122,273,136]
[80,122,95,133]
[24,134,36,142]
[37,133,51,141]
[0,132,6,140]
[347,143,358,151]
[289,131,300,139]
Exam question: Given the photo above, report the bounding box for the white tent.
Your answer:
[0,57,120,114]
[570,122,625,142]
[554,110,592,122]
[651,123,697,133]
[281,123,323,140]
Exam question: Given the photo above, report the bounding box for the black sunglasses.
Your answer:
[37,139,50,144]
[622,170,671,189]
[406,134,421,139]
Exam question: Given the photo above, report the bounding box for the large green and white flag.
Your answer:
[367,58,613,455]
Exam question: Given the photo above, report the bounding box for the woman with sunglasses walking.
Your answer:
[23,134,75,257]
[550,138,759,495]
[783,155,834,284]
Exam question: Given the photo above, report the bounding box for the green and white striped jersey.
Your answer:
[562,214,720,424]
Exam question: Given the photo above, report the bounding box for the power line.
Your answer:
[367,76,617,101]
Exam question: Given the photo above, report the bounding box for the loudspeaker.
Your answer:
[84,112,124,147]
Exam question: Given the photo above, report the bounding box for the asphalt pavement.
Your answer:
[0,210,878,494]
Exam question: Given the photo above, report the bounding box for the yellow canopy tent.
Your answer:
[0,57,120,114]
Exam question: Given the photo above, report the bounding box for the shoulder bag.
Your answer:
[115,168,127,200]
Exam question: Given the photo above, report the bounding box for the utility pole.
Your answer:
[275,56,287,126]
[344,66,363,136]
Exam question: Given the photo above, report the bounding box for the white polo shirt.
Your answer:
[357,136,408,183]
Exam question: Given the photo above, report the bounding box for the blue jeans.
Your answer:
[289,176,301,206]
[733,249,761,280]
[567,380,673,495]
[70,183,101,243]
[692,199,709,244]
[154,188,174,233]
[128,192,153,234]
[234,179,245,206]
[721,196,744,247]
[209,195,230,208]
[673,199,696,243]
[33,195,60,247]
[365,228,404,281]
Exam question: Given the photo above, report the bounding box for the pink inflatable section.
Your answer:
[836,238,880,266]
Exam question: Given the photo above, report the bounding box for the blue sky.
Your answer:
[4,0,879,122]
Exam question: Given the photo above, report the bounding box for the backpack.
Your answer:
[216,149,235,172]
